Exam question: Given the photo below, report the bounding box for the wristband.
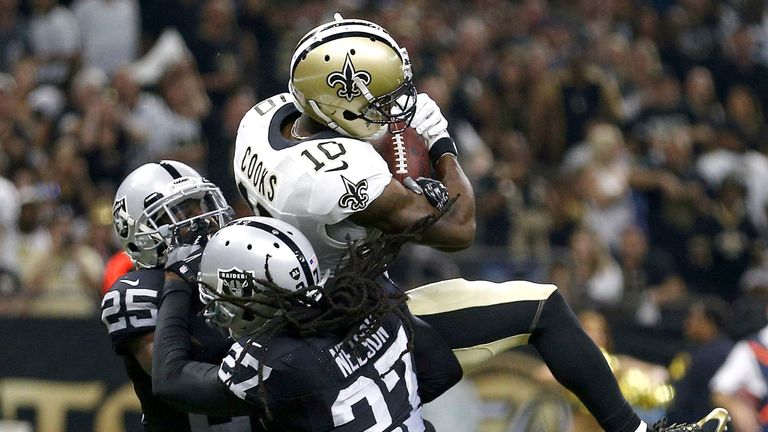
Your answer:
[164,248,203,285]
[428,137,458,167]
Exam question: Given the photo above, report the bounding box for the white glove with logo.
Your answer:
[411,93,450,149]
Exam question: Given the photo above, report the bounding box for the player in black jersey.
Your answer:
[101,160,254,432]
[153,216,458,431]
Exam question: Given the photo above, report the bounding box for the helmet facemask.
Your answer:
[360,79,417,134]
[199,275,277,339]
[130,180,232,267]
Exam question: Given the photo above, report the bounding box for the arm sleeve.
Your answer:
[410,314,463,403]
[152,279,254,416]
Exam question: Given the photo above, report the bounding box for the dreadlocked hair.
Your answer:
[207,200,453,420]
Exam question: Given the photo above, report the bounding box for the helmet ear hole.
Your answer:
[127,242,139,252]
[343,111,358,121]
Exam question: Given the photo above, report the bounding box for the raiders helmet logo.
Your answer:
[218,267,257,298]
[338,176,369,210]
[289,267,301,280]
[326,53,372,102]
[112,196,130,238]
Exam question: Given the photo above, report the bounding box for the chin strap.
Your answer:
[308,99,349,136]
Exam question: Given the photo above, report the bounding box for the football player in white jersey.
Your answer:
[231,14,729,432]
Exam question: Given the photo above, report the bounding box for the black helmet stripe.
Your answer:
[295,20,388,51]
[157,161,182,179]
[291,31,402,77]
[235,219,315,287]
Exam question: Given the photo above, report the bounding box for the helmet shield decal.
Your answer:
[112,196,130,239]
[218,267,257,298]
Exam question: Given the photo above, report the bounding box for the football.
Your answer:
[374,127,431,183]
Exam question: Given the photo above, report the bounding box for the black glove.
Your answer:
[172,218,213,248]
[164,244,204,287]
[405,177,450,212]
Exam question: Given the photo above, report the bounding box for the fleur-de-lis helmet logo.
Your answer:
[326,53,372,101]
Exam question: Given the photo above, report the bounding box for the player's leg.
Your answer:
[406,279,728,432]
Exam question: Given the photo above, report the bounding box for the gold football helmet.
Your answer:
[289,14,417,139]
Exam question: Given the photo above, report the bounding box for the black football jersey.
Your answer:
[101,269,253,432]
[218,314,427,431]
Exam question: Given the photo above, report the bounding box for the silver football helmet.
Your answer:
[112,161,232,268]
[289,14,417,139]
[198,216,321,338]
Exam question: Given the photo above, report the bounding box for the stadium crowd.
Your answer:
[2,0,768,428]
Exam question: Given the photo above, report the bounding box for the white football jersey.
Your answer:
[233,93,393,272]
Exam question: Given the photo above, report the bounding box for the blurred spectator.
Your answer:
[617,224,685,313]
[475,132,543,251]
[0,0,30,73]
[48,135,96,217]
[187,0,241,186]
[572,122,636,250]
[683,66,725,126]
[114,59,209,171]
[561,227,624,310]
[619,37,664,121]
[214,86,254,202]
[695,121,768,239]
[691,174,759,302]
[666,296,733,424]
[72,0,139,76]
[713,25,768,120]
[0,173,20,274]
[724,85,768,152]
[664,0,724,76]
[628,72,694,159]
[15,173,56,270]
[153,60,208,171]
[20,210,103,317]
[28,0,80,85]
[530,45,623,165]
[187,0,240,108]
[544,175,583,250]
[741,247,768,297]
[86,194,119,261]
[138,0,199,47]
[236,0,281,100]
[632,125,710,279]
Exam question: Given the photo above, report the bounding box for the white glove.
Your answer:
[411,93,450,149]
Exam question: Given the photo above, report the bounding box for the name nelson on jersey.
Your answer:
[329,323,391,378]
[239,146,278,201]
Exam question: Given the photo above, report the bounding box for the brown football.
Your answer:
[374,127,430,183]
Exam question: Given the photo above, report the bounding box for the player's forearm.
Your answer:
[153,280,252,416]
[431,155,476,249]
